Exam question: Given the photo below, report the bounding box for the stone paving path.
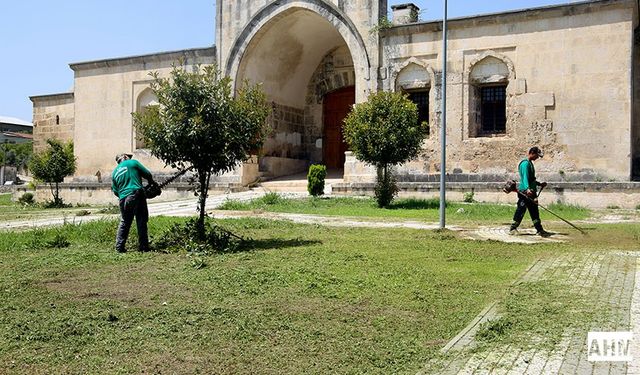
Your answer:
[0,189,271,231]
[209,209,458,231]
[418,251,640,375]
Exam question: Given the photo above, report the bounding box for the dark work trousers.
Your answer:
[511,192,543,232]
[115,190,149,252]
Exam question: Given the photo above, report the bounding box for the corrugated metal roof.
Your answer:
[0,116,32,127]
[3,132,33,139]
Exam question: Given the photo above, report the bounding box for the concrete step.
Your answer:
[259,180,308,192]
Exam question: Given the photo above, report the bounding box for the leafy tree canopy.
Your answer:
[133,64,270,237]
[343,91,427,168]
[29,139,76,206]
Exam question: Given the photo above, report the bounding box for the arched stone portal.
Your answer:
[234,6,361,178]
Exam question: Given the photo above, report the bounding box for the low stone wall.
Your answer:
[12,182,247,205]
[333,181,640,209]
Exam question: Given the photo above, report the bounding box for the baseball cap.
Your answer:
[115,153,133,163]
[529,146,543,158]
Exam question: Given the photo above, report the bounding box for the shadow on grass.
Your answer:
[387,198,443,210]
[235,238,322,252]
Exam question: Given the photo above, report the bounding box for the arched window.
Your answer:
[396,63,431,136]
[135,88,158,149]
[469,56,511,137]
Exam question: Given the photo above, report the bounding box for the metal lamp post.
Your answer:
[439,0,448,228]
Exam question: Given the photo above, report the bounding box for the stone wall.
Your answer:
[30,93,74,153]
[263,102,305,160]
[333,181,640,209]
[377,0,635,182]
[13,182,247,206]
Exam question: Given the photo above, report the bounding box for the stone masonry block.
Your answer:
[519,92,555,107]
[507,79,527,96]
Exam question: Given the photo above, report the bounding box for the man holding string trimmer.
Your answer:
[509,146,552,237]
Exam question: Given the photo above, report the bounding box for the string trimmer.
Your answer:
[144,166,194,199]
[503,179,587,235]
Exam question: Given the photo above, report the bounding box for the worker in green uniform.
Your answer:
[111,153,155,252]
[509,146,551,237]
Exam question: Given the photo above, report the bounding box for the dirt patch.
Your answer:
[42,260,193,308]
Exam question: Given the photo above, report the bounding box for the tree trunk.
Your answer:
[383,164,388,185]
[55,182,60,206]
[48,183,55,203]
[196,171,208,240]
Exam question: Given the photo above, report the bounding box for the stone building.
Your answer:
[32,0,640,186]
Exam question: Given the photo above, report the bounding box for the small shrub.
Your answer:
[18,192,35,205]
[607,205,621,209]
[463,191,475,203]
[307,164,327,197]
[75,210,91,217]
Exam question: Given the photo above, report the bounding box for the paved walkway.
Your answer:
[0,189,270,231]
[419,251,640,375]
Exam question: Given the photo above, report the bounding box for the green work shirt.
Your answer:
[518,159,537,193]
[111,159,152,200]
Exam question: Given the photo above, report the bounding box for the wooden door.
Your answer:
[323,86,355,169]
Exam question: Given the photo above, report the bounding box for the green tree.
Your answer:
[2,142,33,172]
[343,91,428,207]
[133,65,270,238]
[29,139,76,206]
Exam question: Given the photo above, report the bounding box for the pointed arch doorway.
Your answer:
[323,85,355,169]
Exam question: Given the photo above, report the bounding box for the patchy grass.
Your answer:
[0,217,556,374]
[0,193,110,221]
[1,217,636,374]
[218,196,591,224]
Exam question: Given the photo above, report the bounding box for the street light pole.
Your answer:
[439,0,448,228]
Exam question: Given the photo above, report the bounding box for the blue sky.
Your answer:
[0,0,577,122]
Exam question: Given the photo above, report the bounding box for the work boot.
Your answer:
[537,229,552,238]
[509,228,519,236]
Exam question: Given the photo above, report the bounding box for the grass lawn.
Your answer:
[218,194,591,224]
[0,193,113,222]
[1,217,636,374]
[0,216,558,374]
